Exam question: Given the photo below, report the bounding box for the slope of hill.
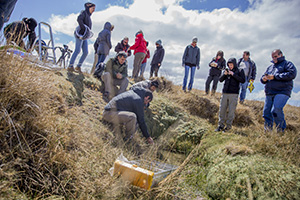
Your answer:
[1,50,300,199]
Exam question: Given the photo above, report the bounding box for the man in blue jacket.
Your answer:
[182,37,200,92]
[261,49,297,132]
[237,51,256,104]
[103,87,154,144]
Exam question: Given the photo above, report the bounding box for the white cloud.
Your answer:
[48,0,300,105]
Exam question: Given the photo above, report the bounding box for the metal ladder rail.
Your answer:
[38,22,56,63]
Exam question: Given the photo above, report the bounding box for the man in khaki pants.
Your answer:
[103,87,154,144]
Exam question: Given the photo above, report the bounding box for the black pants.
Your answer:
[205,75,219,94]
[150,64,159,78]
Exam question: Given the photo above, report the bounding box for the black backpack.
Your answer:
[93,62,106,81]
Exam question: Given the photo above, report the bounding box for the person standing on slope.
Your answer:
[68,2,95,74]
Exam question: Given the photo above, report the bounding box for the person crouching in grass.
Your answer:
[215,58,245,132]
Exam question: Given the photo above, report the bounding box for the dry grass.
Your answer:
[1,47,300,199]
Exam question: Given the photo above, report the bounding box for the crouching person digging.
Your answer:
[102,87,154,144]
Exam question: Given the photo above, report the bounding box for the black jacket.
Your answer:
[4,20,36,49]
[104,88,150,138]
[208,57,226,76]
[77,3,93,35]
[219,58,245,94]
[150,45,165,66]
[114,40,132,57]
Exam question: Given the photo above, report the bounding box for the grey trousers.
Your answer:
[132,52,146,78]
[218,93,239,128]
[102,72,129,98]
[103,110,137,138]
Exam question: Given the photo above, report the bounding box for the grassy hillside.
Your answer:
[1,49,300,199]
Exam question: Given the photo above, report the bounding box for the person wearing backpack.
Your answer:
[182,37,200,92]
[101,51,129,102]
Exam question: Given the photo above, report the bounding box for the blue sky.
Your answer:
[4,0,300,106]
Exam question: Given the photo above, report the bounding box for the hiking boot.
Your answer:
[215,126,224,132]
[239,100,244,104]
[67,67,75,72]
[75,66,82,73]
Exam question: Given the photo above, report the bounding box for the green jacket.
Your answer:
[105,57,128,79]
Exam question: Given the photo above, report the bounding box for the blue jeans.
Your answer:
[96,54,107,66]
[263,94,290,132]
[239,76,249,102]
[182,65,196,91]
[140,62,146,76]
[69,36,88,68]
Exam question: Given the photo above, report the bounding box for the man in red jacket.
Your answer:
[129,30,147,80]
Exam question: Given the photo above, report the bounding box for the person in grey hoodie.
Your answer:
[95,22,114,66]
[182,37,200,92]
[150,39,165,78]
[103,87,154,144]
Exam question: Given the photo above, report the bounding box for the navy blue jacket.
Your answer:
[104,88,150,138]
[237,58,257,81]
[220,58,245,94]
[182,44,200,67]
[77,3,93,35]
[260,56,297,97]
[208,57,226,76]
[150,45,165,66]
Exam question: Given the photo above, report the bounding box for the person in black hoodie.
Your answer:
[215,58,245,132]
[205,50,226,95]
[68,2,95,73]
[150,39,165,78]
[4,17,37,50]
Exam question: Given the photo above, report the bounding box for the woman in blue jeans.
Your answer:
[68,2,95,73]
[182,37,200,92]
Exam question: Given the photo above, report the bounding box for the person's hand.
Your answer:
[197,66,200,70]
[116,73,122,79]
[250,79,254,82]
[266,74,274,80]
[228,71,234,76]
[147,137,154,144]
[224,70,228,75]
[262,75,268,82]
[158,63,161,67]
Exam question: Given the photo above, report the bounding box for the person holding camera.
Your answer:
[261,49,297,132]
[215,58,245,132]
[205,50,226,95]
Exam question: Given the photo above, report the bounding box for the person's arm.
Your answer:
[114,42,121,53]
[129,36,140,50]
[77,11,85,35]
[232,69,245,83]
[182,46,188,66]
[250,61,257,81]
[196,47,200,68]
[120,63,128,78]
[274,61,297,81]
[158,48,164,65]
[27,31,36,49]
[133,101,150,139]
[106,32,112,49]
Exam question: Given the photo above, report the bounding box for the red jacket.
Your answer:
[130,33,147,54]
[142,49,150,64]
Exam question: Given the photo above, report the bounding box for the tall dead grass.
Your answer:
[0,49,72,198]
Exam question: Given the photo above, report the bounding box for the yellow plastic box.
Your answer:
[113,160,154,190]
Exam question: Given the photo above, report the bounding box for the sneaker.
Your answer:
[183,89,186,93]
[215,126,224,132]
[75,66,82,73]
[223,127,231,132]
[239,100,244,104]
[67,67,75,72]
